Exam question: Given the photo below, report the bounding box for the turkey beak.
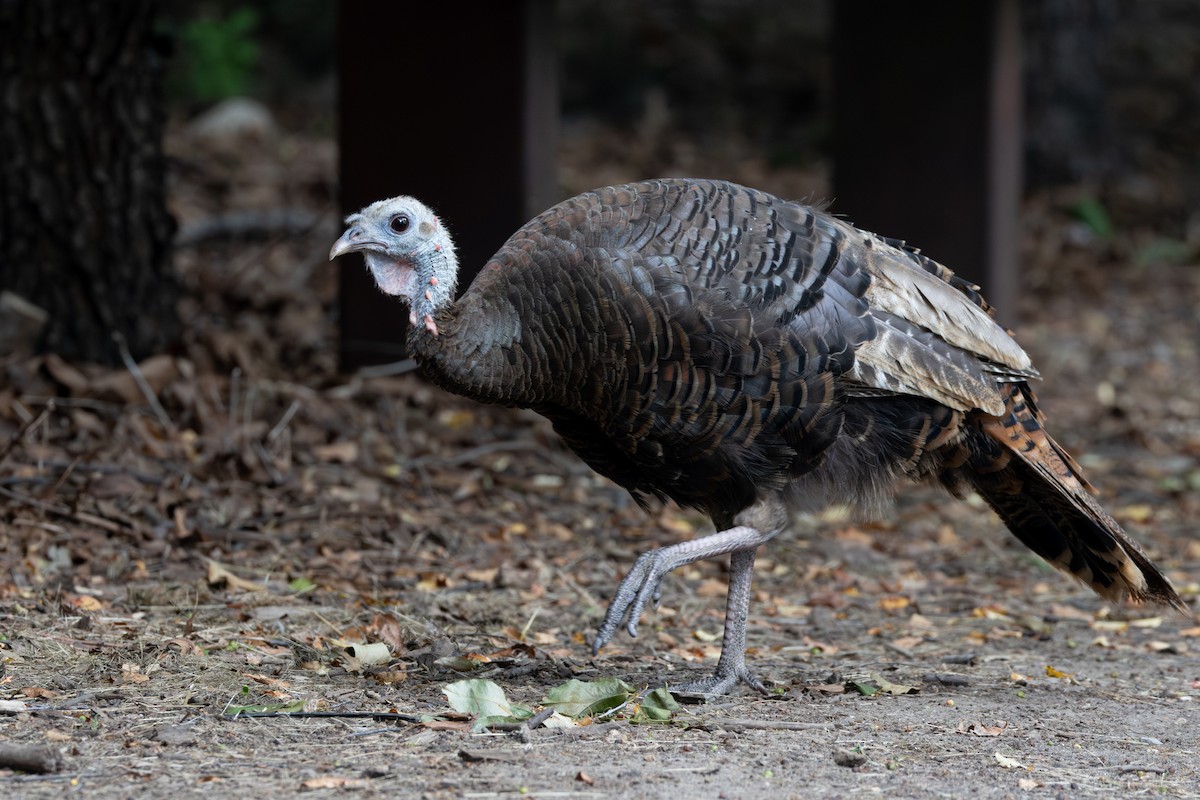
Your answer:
[329,227,381,260]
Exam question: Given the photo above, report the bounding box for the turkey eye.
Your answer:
[389,214,410,234]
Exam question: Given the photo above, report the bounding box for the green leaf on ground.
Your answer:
[543,678,634,718]
[443,679,532,729]
[634,687,680,721]
[847,674,918,696]
[288,576,316,592]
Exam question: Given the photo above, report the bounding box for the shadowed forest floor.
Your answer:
[1,122,1198,799]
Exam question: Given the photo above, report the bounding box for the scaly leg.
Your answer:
[671,547,767,697]
[592,523,778,696]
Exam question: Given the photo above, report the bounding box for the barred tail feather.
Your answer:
[965,385,1187,614]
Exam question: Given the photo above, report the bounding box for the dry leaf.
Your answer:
[42,353,90,393]
[436,409,475,429]
[372,669,408,685]
[964,721,1007,737]
[906,613,937,632]
[421,719,472,732]
[1047,603,1094,621]
[367,614,409,650]
[164,637,204,656]
[974,606,1012,620]
[800,635,838,655]
[121,663,150,684]
[695,578,727,598]
[300,776,367,790]
[805,683,845,695]
[89,472,145,499]
[313,441,358,463]
[91,355,179,403]
[206,560,268,593]
[1115,504,1154,523]
[891,636,924,651]
[774,602,811,618]
[66,594,104,612]
[243,672,291,688]
[464,567,499,583]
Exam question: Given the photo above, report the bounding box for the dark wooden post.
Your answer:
[336,1,558,369]
[832,0,1021,321]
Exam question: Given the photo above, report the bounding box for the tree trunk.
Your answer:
[0,0,179,365]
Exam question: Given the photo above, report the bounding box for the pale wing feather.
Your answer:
[833,223,1035,415]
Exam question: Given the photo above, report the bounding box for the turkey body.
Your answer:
[333,178,1185,696]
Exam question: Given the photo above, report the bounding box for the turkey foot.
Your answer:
[671,548,769,697]
[672,664,767,698]
[593,530,775,698]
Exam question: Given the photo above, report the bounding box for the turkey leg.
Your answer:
[592,523,779,696]
[672,547,767,696]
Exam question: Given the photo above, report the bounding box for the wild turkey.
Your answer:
[330,178,1186,696]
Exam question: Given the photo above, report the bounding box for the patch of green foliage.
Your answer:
[1070,196,1114,239]
[442,678,682,731]
[177,7,261,103]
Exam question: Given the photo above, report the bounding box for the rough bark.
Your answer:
[0,0,179,364]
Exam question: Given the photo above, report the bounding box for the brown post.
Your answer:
[832,0,1021,322]
[335,1,557,369]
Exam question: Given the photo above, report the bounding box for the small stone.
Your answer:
[151,723,198,746]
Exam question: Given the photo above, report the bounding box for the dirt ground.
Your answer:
[1,122,1199,799]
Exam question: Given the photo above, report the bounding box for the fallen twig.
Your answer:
[8,460,166,486]
[525,707,556,729]
[697,717,836,732]
[0,486,135,534]
[223,710,422,724]
[0,398,54,463]
[924,672,971,687]
[266,399,302,444]
[458,748,523,763]
[112,332,172,428]
[534,720,626,739]
[356,359,419,379]
[402,440,564,472]
[0,743,64,774]
[941,653,978,666]
[175,207,325,247]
